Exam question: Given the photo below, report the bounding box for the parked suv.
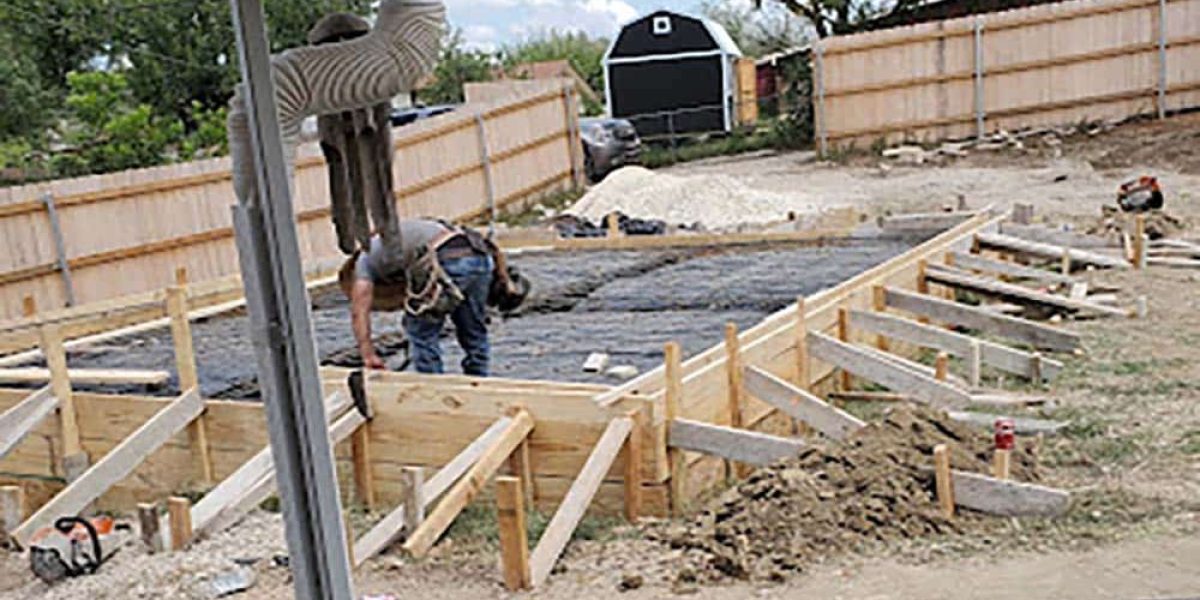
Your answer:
[579,117,641,182]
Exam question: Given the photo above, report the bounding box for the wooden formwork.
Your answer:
[0,208,1112,588]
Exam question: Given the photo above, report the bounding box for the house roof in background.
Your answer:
[501,59,600,102]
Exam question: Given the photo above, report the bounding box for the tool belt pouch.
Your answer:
[403,248,464,320]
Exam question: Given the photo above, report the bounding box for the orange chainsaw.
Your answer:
[28,516,120,584]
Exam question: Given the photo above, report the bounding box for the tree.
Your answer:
[499,30,608,100]
[417,29,494,104]
[0,32,53,140]
[702,0,808,56]
[755,0,923,38]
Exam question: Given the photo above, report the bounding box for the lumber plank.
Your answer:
[403,409,535,558]
[0,367,169,386]
[668,418,805,467]
[0,386,57,461]
[496,476,530,590]
[847,309,1063,381]
[742,366,865,440]
[1146,257,1200,268]
[529,417,633,587]
[808,332,972,408]
[925,265,1129,317]
[976,232,1130,269]
[13,387,204,546]
[951,470,1070,517]
[185,392,349,542]
[353,416,514,566]
[997,223,1114,249]
[879,211,976,232]
[945,411,1067,435]
[883,287,1080,352]
[949,251,1077,285]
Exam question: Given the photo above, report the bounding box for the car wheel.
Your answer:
[584,151,598,183]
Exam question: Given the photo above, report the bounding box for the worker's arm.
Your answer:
[350,278,386,370]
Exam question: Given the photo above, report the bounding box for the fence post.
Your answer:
[474,112,498,235]
[41,193,76,307]
[666,112,679,163]
[973,15,986,140]
[561,83,585,189]
[1156,0,1168,119]
[814,42,828,157]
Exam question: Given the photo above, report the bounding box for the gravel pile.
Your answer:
[567,166,840,231]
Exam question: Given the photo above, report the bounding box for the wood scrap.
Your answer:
[945,411,1067,435]
[883,287,1080,352]
[951,470,1070,517]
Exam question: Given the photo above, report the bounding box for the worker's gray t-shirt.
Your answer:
[353,220,448,284]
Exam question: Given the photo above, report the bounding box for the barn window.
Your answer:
[652,15,671,35]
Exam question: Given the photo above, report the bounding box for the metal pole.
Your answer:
[974,15,986,139]
[814,42,828,157]
[1157,0,1168,119]
[474,112,497,236]
[227,1,353,598]
[41,193,76,307]
[667,112,678,163]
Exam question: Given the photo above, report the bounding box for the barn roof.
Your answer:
[602,10,742,64]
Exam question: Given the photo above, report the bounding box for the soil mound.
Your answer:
[653,405,1038,582]
[1087,207,1188,240]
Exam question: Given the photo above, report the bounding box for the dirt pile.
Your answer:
[653,406,1038,582]
[1087,207,1189,240]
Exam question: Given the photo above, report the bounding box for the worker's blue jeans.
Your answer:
[402,253,493,376]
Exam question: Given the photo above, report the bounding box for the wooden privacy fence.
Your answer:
[813,0,1200,148]
[0,80,584,319]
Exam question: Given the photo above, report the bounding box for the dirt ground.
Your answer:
[4,114,1200,599]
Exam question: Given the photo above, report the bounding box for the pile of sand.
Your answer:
[567,166,836,231]
[652,406,1039,582]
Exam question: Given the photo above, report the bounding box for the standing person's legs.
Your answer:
[402,313,445,373]
[443,254,493,376]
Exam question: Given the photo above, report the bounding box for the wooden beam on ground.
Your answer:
[403,408,535,559]
[496,476,530,591]
[945,411,1067,435]
[879,211,976,233]
[0,367,170,386]
[808,331,972,408]
[353,416,514,566]
[948,251,1077,286]
[997,222,1114,249]
[529,418,633,588]
[951,470,1070,517]
[0,387,58,461]
[1146,257,1200,268]
[976,232,1130,270]
[883,287,1080,352]
[668,418,804,466]
[847,309,1064,381]
[925,265,1129,318]
[12,387,204,546]
[742,366,865,440]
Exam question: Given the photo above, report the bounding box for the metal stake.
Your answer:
[228,0,354,598]
[667,112,678,163]
[973,16,986,140]
[1157,0,1168,119]
[41,193,76,307]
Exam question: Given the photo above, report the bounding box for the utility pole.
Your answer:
[227,0,355,598]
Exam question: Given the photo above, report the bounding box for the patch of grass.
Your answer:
[641,130,775,168]
[445,501,631,550]
[1110,361,1153,376]
[1181,430,1200,455]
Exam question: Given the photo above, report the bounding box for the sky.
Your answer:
[442,0,710,52]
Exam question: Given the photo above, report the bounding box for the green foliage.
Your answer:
[0,33,53,139]
[701,0,808,56]
[418,29,494,105]
[640,130,775,169]
[500,30,608,114]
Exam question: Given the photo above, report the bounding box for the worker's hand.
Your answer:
[362,352,386,370]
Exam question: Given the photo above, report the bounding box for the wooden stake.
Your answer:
[507,438,535,507]
[967,340,982,388]
[138,502,162,553]
[1134,214,1146,269]
[795,296,809,389]
[174,267,189,286]
[351,423,376,510]
[723,322,745,481]
[38,323,85,479]
[623,410,644,522]
[167,284,212,486]
[496,476,530,591]
[934,352,949,381]
[168,496,193,551]
[871,286,890,352]
[836,307,852,390]
[916,259,931,324]
[664,341,687,517]
[0,486,23,543]
[400,467,425,541]
[606,213,620,238]
[1029,352,1043,384]
[1061,247,1072,276]
[993,449,1011,480]
[933,444,954,518]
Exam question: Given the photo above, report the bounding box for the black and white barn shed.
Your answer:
[602,10,743,137]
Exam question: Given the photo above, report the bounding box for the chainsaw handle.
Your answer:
[52,517,101,575]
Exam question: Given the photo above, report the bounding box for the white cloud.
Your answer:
[581,0,638,25]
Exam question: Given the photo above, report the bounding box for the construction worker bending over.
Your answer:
[341,219,527,376]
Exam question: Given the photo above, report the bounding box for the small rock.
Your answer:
[618,574,644,591]
[583,352,611,373]
[207,567,257,598]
